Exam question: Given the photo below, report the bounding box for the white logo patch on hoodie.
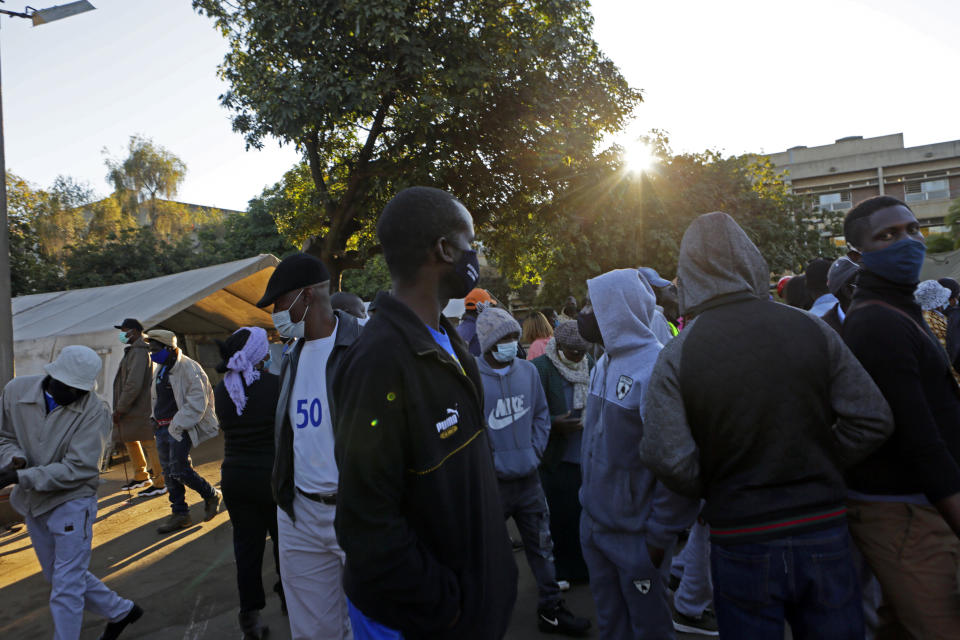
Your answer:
[487,395,530,430]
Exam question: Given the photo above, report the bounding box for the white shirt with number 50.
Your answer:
[289,319,339,495]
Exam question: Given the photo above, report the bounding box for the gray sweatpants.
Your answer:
[580,512,676,639]
[498,474,560,609]
[24,496,133,640]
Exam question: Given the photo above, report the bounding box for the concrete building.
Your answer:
[769,133,960,235]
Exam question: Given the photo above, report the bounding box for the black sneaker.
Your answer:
[673,608,719,636]
[139,485,167,498]
[537,600,591,636]
[121,478,152,491]
[99,603,143,639]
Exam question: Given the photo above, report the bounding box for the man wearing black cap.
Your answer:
[255,252,361,640]
[333,187,517,639]
[112,319,165,497]
[819,257,860,333]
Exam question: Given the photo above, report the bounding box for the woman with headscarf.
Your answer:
[532,320,594,587]
[213,327,282,640]
[916,279,960,386]
[522,311,554,361]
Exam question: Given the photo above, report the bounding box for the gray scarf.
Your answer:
[545,337,590,409]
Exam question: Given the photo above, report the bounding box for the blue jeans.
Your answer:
[155,426,216,514]
[710,524,864,639]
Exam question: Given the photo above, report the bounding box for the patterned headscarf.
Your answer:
[223,326,269,415]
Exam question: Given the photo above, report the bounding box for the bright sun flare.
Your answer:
[623,143,654,174]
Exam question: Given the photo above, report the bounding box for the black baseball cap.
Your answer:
[114,318,144,331]
[257,253,331,308]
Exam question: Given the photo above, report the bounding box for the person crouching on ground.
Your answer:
[214,327,284,640]
[145,329,222,534]
[0,346,143,640]
[475,306,591,636]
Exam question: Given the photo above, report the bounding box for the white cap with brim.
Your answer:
[145,329,178,349]
[44,345,102,391]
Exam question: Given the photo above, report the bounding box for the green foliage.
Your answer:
[525,136,842,306]
[104,134,188,229]
[193,0,640,285]
[946,198,960,248]
[341,254,391,301]
[926,233,954,254]
[6,172,62,295]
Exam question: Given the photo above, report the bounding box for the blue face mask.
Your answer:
[150,347,170,364]
[492,341,518,363]
[118,331,129,344]
[860,237,926,285]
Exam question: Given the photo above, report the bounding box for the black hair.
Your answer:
[939,277,960,299]
[784,274,812,310]
[330,291,365,317]
[215,329,251,374]
[804,258,832,297]
[377,186,470,282]
[844,196,910,249]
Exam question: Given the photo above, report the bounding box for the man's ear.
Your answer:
[435,237,457,265]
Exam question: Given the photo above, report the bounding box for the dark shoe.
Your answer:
[99,603,143,639]
[673,608,719,636]
[239,609,269,639]
[157,513,192,534]
[204,489,222,522]
[139,485,167,498]
[274,581,287,616]
[121,478,152,491]
[537,600,591,636]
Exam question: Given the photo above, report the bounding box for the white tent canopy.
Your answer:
[13,254,280,404]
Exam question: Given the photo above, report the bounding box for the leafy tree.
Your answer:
[6,172,61,295]
[84,196,136,245]
[926,233,954,254]
[193,0,640,286]
[30,175,94,260]
[945,198,960,248]
[341,254,391,301]
[104,134,187,228]
[194,197,298,262]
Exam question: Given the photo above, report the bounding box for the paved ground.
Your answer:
[0,436,707,639]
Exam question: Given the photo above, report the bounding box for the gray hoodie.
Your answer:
[477,357,551,480]
[638,213,893,536]
[579,269,699,548]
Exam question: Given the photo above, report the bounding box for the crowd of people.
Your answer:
[1,189,959,640]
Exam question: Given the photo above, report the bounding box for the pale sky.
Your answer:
[2,0,958,212]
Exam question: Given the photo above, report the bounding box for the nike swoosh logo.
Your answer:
[540,615,559,626]
[487,406,530,430]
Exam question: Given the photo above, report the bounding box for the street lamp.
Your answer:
[0,1,95,386]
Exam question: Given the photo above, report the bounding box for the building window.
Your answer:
[816,192,852,212]
[905,178,950,202]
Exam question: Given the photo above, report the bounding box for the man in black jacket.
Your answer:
[841,196,960,637]
[333,187,517,639]
[256,253,361,640]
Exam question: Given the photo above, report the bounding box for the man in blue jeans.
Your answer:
[639,212,895,638]
[146,330,222,534]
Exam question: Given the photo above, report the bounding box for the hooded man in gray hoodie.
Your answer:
[475,307,591,636]
[579,268,700,639]
[638,212,894,639]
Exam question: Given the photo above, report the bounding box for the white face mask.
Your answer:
[272,289,307,339]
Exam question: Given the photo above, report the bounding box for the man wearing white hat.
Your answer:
[0,345,143,640]
[144,329,222,534]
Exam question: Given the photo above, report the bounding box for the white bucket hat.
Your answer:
[44,345,102,391]
[145,329,178,349]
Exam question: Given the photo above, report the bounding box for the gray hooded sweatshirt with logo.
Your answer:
[477,357,551,480]
[579,269,699,550]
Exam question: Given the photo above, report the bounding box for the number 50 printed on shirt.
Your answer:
[295,398,324,428]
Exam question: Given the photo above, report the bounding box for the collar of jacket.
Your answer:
[853,270,918,311]
[124,336,149,352]
[18,375,84,412]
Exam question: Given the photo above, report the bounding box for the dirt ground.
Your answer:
[0,435,705,639]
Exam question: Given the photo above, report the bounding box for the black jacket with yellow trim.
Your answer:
[333,292,517,640]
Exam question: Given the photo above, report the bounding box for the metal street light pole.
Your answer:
[0,1,95,387]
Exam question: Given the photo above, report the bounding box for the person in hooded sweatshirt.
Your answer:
[578,268,700,640]
[638,212,894,640]
[474,307,591,636]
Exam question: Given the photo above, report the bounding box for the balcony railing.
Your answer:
[905,189,952,203]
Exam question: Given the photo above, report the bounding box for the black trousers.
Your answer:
[221,464,280,612]
[539,460,590,583]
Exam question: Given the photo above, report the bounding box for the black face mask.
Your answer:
[44,377,87,406]
[577,309,603,346]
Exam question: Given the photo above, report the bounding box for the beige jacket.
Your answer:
[151,350,219,445]
[112,336,154,442]
[0,375,112,518]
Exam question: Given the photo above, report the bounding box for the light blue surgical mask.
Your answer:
[118,331,129,344]
[492,341,518,363]
[271,289,307,339]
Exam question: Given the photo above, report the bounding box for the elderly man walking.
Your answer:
[145,329,222,534]
[0,346,143,639]
[112,318,165,497]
